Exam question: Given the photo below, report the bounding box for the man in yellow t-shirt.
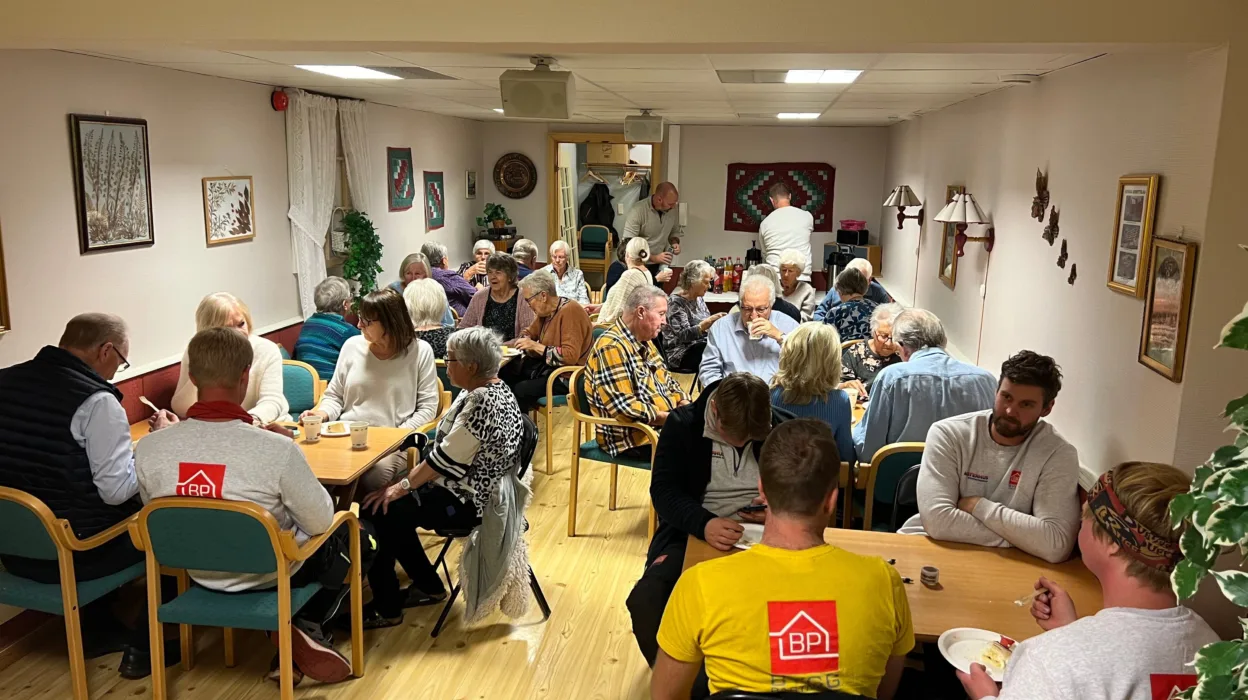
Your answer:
[652,419,914,699]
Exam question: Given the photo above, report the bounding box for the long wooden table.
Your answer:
[683,530,1101,643]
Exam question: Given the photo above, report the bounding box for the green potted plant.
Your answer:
[1169,291,1248,697]
[475,202,513,230]
[340,209,384,304]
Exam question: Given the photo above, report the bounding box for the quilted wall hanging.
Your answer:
[724,162,836,232]
[387,147,415,212]
[424,171,445,231]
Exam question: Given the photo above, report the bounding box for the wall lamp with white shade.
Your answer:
[934,192,994,257]
[882,186,923,229]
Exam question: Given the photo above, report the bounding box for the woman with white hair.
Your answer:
[661,260,726,372]
[458,239,494,289]
[171,292,289,423]
[547,239,592,306]
[604,236,672,297]
[405,279,453,359]
[778,249,817,321]
[508,269,593,411]
[841,302,904,393]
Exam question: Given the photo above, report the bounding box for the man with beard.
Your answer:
[899,350,1080,564]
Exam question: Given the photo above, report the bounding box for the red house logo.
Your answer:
[176,462,226,499]
[767,601,839,675]
[1009,470,1022,488]
[1150,674,1198,700]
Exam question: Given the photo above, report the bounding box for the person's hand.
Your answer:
[656,268,673,283]
[300,409,329,423]
[652,410,670,427]
[838,379,868,399]
[513,338,543,353]
[704,517,745,551]
[463,261,485,280]
[956,663,1001,700]
[262,423,295,439]
[654,251,674,265]
[737,496,768,524]
[149,409,179,432]
[361,482,409,515]
[957,496,982,514]
[748,317,781,341]
[670,242,681,256]
[585,303,602,314]
[698,312,727,333]
[1031,576,1077,631]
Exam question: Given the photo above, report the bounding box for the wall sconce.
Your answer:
[882,186,923,229]
[934,193,994,257]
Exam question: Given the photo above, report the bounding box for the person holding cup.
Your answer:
[458,239,495,289]
[697,275,798,388]
[301,288,438,492]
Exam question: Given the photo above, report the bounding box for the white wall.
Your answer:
[879,50,1230,479]
[0,50,298,375]
[481,122,549,251]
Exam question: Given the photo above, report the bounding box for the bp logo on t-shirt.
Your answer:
[176,462,226,499]
[1150,674,1198,700]
[767,601,840,675]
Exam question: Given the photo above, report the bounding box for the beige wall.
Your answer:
[879,50,1231,481]
[481,122,550,252]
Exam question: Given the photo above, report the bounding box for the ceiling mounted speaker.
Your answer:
[624,114,665,143]
[500,57,575,120]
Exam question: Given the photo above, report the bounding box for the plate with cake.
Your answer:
[936,628,1016,682]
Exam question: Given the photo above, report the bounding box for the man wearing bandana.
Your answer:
[959,462,1217,700]
[900,350,1081,563]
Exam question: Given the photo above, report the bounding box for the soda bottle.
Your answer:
[713,259,724,293]
[733,257,744,289]
[722,258,732,293]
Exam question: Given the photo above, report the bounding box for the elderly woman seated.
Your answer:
[842,302,904,395]
[301,288,438,492]
[823,266,879,342]
[548,239,592,306]
[172,292,289,423]
[404,279,453,359]
[778,249,817,322]
[604,236,672,297]
[510,238,539,280]
[360,327,530,627]
[389,252,431,293]
[294,276,361,382]
[661,260,726,372]
[506,269,593,411]
[458,253,536,343]
[458,238,494,289]
[599,238,671,326]
[769,322,856,463]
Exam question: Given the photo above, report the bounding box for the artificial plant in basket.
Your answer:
[341,210,384,304]
[1170,292,1248,698]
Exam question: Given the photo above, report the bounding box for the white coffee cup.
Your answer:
[302,415,323,443]
[350,422,369,450]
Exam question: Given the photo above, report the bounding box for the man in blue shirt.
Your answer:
[852,308,996,462]
[698,275,800,387]
[812,257,890,321]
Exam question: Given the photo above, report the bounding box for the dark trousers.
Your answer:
[625,538,709,698]
[673,341,707,373]
[361,484,480,619]
[506,361,569,413]
[285,521,377,632]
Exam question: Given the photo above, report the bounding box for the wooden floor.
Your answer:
[0,406,658,699]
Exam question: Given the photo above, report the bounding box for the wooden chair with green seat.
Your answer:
[577,225,613,278]
[282,360,323,417]
[436,359,462,403]
[856,442,925,531]
[133,499,365,700]
[565,367,659,538]
[532,365,580,475]
[0,487,144,700]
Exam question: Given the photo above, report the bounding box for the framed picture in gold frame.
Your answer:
[202,176,256,246]
[1138,237,1197,382]
[938,184,964,289]
[1107,174,1160,297]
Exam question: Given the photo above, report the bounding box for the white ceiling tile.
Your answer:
[858,69,1009,84]
[721,83,849,94]
[595,82,725,94]
[386,79,491,92]
[572,69,718,84]
[727,100,835,111]
[869,53,1096,71]
[376,52,534,68]
[555,54,714,69]
[707,54,881,70]
[72,49,268,64]
[845,82,1006,94]
[229,51,420,67]
[156,63,327,85]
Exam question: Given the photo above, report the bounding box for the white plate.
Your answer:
[319,421,351,438]
[937,627,1015,682]
[501,346,522,358]
[733,523,765,550]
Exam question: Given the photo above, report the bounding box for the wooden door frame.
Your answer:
[546,132,662,251]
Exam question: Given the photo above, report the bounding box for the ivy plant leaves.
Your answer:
[1220,300,1248,351]
[1173,559,1208,600]
[1213,571,1248,608]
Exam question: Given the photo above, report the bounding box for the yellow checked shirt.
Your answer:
[585,321,689,456]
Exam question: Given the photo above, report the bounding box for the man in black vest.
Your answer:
[0,313,177,677]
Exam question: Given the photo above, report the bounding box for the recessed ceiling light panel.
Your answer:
[784,69,862,84]
[777,113,820,119]
[296,65,404,80]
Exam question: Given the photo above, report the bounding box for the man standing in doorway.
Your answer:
[623,182,682,279]
[758,182,814,282]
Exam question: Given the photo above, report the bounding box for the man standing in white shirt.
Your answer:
[758,183,814,281]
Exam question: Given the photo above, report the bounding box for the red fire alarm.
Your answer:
[271,89,289,111]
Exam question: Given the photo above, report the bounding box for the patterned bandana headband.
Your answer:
[1088,470,1182,571]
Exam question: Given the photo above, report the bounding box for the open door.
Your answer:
[556,142,579,268]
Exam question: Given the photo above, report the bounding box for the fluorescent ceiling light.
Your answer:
[784,69,863,84]
[295,65,403,80]
[777,113,820,120]
[493,108,505,113]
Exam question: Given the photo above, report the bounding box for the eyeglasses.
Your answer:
[874,332,893,343]
[445,357,461,364]
[111,345,130,372]
[740,305,772,315]
[524,291,545,304]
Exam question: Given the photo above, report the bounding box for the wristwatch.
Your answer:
[399,477,412,492]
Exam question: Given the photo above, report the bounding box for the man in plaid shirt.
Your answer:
[586,286,690,458]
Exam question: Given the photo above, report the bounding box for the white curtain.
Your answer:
[286,89,340,317]
[337,98,374,213]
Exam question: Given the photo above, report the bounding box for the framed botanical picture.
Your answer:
[202,176,256,246]
[1138,237,1197,382]
[387,147,415,212]
[1107,174,1160,297]
[466,170,478,199]
[424,171,445,231]
[68,114,155,254]
[938,184,964,289]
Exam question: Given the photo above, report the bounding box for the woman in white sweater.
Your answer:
[171,292,289,424]
[304,288,438,492]
[598,238,669,326]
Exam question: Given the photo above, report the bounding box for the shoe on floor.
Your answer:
[117,639,182,680]
[265,653,305,686]
[267,626,351,684]
[402,585,448,608]
[360,605,404,630]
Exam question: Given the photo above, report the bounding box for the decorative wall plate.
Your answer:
[493,152,537,199]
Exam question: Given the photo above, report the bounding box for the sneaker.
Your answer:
[264,653,305,686]
[402,585,448,608]
[267,626,352,684]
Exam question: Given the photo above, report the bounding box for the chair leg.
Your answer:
[145,556,168,700]
[176,570,194,670]
[609,463,619,511]
[349,519,364,678]
[568,433,581,537]
[59,580,88,700]
[433,536,456,586]
[544,405,555,475]
[278,573,295,700]
[430,583,462,638]
[529,568,551,620]
[223,627,236,667]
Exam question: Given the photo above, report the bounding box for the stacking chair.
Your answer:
[890,464,923,532]
[565,368,658,537]
[840,338,866,351]
[577,225,612,278]
[133,499,365,700]
[281,360,323,416]
[857,442,925,531]
[582,280,595,305]
[0,487,143,700]
[436,360,462,402]
[531,365,580,475]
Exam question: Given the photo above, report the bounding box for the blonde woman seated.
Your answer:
[302,288,438,492]
[599,238,671,326]
[390,252,454,326]
[779,249,817,321]
[171,292,289,424]
[457,239,494,289]
[405,279,453,359]
[769,322,856,463]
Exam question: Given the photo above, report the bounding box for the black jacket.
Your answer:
[774,297,802,323]
[646,380,794,562]
[578,183,617,238]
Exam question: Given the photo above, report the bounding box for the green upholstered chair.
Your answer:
[532,365,579,476]
[0,487,143,700]
[281,360,322,416]
[577,225,612,278]
[565,368,658,537]
[133,499,364,700]
[858,443,925,531]
[436,361,462,402]
[278,345,291,360]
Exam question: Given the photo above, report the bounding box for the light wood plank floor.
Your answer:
[0,406,657,699]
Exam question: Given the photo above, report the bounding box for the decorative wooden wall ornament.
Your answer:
[1031,169,1049,222]
[1042,207,1060,246]
[493,152,537,199]
[1057,239,1068,269]
[1068,264,1077,285]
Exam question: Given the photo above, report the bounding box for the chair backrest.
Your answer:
[139,500,281,575]
[450,306,460,322]
[0,489,61,560]
[591,325,608,342]
[841,338,866,350]
[517,414,538,478]
[282,360,321,414]
[570,367,595,417]
[579,225,610,250]
[437,361,462,400]
[864,442,924,530]
[890,464,922,532]
[278,345,292,360]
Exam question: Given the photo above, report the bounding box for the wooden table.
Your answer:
[130,422,413,506]
[683,530,1101,643]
